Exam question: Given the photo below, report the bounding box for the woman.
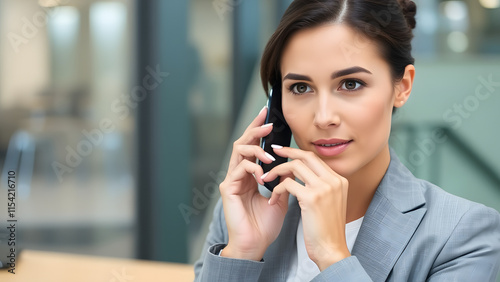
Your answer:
[194,0,500,281]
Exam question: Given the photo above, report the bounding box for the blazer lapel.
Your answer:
[352,149,427,281]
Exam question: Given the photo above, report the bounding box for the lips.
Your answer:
[313,139,352,146]
[312,139,352,157]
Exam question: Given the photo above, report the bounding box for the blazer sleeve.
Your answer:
[194,198,265,282]
[311,256,373,281]
[428,204,500,282]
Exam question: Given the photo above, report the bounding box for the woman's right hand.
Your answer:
[219,106,290,261]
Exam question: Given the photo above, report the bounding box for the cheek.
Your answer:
[283,97,309,144]
[352,93,393,141]
[282,94,300,124]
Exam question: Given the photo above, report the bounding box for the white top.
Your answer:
[287,216,364,282]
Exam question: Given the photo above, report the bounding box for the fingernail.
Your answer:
[261,172,269,180]
[259,106,267,115]
[261,123,273,128]
[268,199,271,205]
[264,152,276,161]
[271,144,283,149]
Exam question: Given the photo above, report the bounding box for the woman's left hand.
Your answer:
[264,145,351,271]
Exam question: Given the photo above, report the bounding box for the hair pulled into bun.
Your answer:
[399,0,417,29]
[261,0,418,95]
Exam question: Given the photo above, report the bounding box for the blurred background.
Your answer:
[0,0,499,268]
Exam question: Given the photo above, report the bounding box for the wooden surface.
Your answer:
[0,249,194,281]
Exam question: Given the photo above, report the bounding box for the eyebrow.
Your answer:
[283,66,372,81]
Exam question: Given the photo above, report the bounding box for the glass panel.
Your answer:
[0,0,135,259]
[187,0,233,261]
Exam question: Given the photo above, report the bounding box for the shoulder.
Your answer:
[415,180,500,278]
[381,149,500,246]
[384,148,500,225]
[385,153,500,278]
[402,172,500,272]
[417,177,500,229]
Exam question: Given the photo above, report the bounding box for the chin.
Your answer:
[322,158,357,178]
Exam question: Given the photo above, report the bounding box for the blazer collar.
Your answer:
[352,148,427,281]
[376,148,426,213]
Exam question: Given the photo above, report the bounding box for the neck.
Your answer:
[345,144,391,222]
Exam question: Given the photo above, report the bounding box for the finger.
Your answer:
[268,189,290,208]
[278,190,290,207]
[228,123,273,171]
[247,105,269,130]
[227,159,265,188]
[235,144,276,164]
[267,174,292,205]
[262,159,321,187]
[269,177,304,205]
[271,145,341,179]
[237,122,274,146]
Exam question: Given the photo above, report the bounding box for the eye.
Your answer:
[339,79,365,91]
[289,83,312,95]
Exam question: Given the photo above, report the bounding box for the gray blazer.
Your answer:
[194,150,500,281]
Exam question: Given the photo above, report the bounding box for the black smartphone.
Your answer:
[259,83,292,191]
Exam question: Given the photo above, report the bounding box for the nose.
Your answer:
[313,92,341,129]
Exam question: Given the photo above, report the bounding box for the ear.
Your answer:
[393,64,415,108]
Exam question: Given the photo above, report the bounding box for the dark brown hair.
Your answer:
[260,0,417,94]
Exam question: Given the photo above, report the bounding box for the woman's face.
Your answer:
[280,24,403,177]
